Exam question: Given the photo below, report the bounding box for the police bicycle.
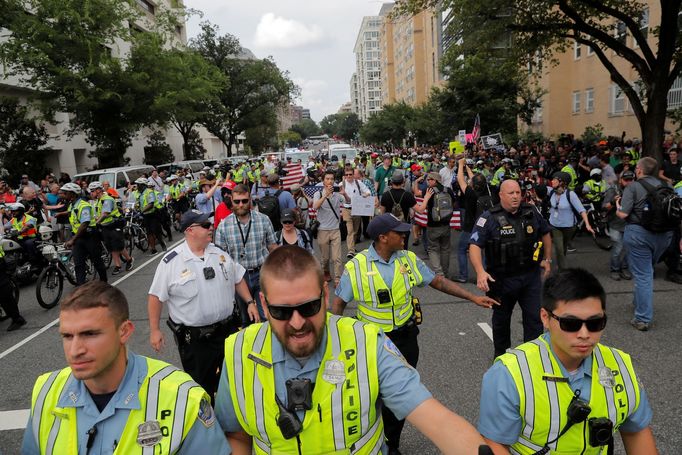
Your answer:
[577,201,612,251]
[123,203,149,255]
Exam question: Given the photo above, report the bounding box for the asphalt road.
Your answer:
[0,232,680,454]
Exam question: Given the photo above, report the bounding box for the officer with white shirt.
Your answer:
[147,209,260,399]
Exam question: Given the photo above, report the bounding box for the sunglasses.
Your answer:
[345,173,353,176]
[548,311,607,332]
[191,221,213,230]
[232,198,250,205]
[282,220,294,225]
[265,294,323,321]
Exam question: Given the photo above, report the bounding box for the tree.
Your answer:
[245,123,277,155]
[393,0,682,162]
[191,22,298,155]
[290,119,322,139]
[320,114,343,136]
[407,97,449,145]
[279,130,303,148]
[183,129,207,160]
[360,102,415,145]
[143,130,175,166]
[0,98,53,184]
[320,113,362,140]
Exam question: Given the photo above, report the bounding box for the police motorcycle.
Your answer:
[0,227,47,285]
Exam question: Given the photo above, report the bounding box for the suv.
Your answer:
[156,160,205,179]
[74,165,155,196]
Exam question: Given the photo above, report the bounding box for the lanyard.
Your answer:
[236,216,253,254]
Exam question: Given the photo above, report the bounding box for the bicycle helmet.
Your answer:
[7,202,25,213]
[167,175,178,183]
[60,182,82,194]
[590,168,602,177]
[134,177,148,186]
[88,181,103,191]
[39,225,53,241]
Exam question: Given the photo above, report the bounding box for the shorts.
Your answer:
[143,213,161,235]
[172,197,189,214]
[101,224,125,252]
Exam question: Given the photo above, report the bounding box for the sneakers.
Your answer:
[630,318,649,331]
[620,269,632,280]
[346,251,356,259]
[125,257,135,272]
[452,277,467,283]
[7,317,27,332]
[150,249,158,255]
[567,245,577,253]
[610,271,621,281]
[112,266,122,276]
[160,241,168,252]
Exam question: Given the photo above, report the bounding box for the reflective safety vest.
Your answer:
[130,190,141,208]
[29,357,208,455]
[491,167,518,187]
[675,180,682,192]
[626,147,640,165]
[561,165,578,190]
[169,184,182,200]
[11,214,37,239]
[344,250,423,332]
[498,337,641,455]
[69,199,94,234]
[584,179,606,202]
[234,166,245,183]
[153,190,165,210]
[225,314,384,455]
[0,243,4,258]
[140,189,157,213]
[96,194,121,226]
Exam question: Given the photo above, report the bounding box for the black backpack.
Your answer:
[638,180,682,233]
[257,189,283,230]
[474,188,494,220]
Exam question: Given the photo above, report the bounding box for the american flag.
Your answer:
[281,163,305,191]
[412,197,461,230]
[471,114,481,143]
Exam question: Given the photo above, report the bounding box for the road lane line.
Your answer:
[477,322,493,341]
[0,409,29,431]
[0,240,182,362]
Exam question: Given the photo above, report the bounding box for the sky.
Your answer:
[185,0,385,123]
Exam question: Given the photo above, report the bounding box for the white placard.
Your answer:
[350,196,374,217]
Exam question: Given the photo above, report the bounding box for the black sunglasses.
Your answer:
[282,220,294,225]
[548,311,607,332]
[265,294,323,321]
[191,221,212,230]
[233,198,250,205]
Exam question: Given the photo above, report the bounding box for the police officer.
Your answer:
[332,213,498,454]
[22,281,229,454]
[583,168,607,209]
[478,268,656,454]
[148,209,259,399]
[135,177,166,254]
[61,183,107,285]
[4,202,40,267]
[0,240,26,331]
[216,245,493,454]
[469,179,553,358]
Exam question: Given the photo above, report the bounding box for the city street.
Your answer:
[0,233,680,454]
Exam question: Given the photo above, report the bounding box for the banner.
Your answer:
[480,133,504,150]
[449,141,465,155]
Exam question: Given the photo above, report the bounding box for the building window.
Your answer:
[572,91,581,113]
[136,0,155,14]
[574,41,581,59]
[585,88,594,113]
[668,76,682,110]
[587,44,594,56]
[610,84,626,114]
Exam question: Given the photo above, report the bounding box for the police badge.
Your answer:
[598,366,616,388]
[322,360,346,385]
[136,420,163,447]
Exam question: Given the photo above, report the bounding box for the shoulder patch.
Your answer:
[163,251,178,263]
[197,397,216,428]
[476,217,487,228]
[383,336,412,369]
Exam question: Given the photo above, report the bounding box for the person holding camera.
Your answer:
[312,169,348,286]
[147,209,259,400]
[216,245,493,455]
[478,268,656,455]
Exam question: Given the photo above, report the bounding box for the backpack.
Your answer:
[544,189,581,222]
[474,188,494,220]
[389,189,406,221]
[431,189,454,222]
[638,180,682,233]
[257,189,283,230]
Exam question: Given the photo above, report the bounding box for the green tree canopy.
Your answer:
[290,119,322,139]
[360,102,415,145]
[320,113,362,140]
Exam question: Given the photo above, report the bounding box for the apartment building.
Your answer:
[380,4,443,106]
[353,13,386,122]
[526,1,680,139]
[350,73,360,115]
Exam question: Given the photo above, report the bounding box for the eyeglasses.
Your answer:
[548,311,607,332]
[191,221,213,230]
[282,220,294,225]
[232,198,250,205]
[265,294,323,321]
[345,173,353,176]
[426,178,435,181]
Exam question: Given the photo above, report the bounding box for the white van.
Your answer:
[156,160,206,180]
[329,147,358,163]
[74,165,155,196]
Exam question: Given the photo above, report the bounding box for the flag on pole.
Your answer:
[471,114,481,143]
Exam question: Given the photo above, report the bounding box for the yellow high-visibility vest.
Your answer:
[68,199,94,234]
[96,194,121,226]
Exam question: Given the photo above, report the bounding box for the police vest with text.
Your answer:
[29,357,209,455]
[485,204,543,276]
[225,314,385,455]
[499,337,641,455]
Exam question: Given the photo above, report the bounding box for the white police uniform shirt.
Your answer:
[149,241,245,327]
[21,351,230,455]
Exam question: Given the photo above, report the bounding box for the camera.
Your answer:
[203,267,216,280]
[566,394,591,424]
[588,417,613,447]
[333,186,341,192]
[377,289,391,304]
[285,378,313,412]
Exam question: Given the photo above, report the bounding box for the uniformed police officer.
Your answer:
[332,213,499,454]
[22,281,229,454]
[0,241,26,331]
[215,245,493,454]
[148,209,259,399]
[478,268,656,454]
[61,182,108,285]
[469,179,553,358]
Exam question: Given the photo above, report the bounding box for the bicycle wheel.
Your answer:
[135,226,149,252]
[36,266,64,309]
[101,242,112,268]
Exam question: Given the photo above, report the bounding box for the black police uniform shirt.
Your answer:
[469,203,551,272]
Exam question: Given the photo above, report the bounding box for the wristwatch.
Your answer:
[247,299,256,306]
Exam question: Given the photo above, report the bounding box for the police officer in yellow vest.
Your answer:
[61,183,107,285]
[215,245,493,455]
[332,214,499,454]
[5,202,41,268]
[561,154,580,191]
[583,168,607,209]
[478,268,656,454]
[22,281,230,455]
[135,177,166,255]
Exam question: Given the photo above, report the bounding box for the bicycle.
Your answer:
[35,242,98,309]
[123,206,149,255]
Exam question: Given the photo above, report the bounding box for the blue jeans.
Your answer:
[623,225,672,323]
[608,229,629,272]
[236,268,266,325]
[457,231,471,280]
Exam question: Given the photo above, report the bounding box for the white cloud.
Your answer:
[254,13,325,49]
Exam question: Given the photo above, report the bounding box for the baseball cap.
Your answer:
[410,164,422,173]
[367,214,412,240]
[427,172,442,183]
[180,209,211,232]
[391,171,405,184]
[281,208,295,223]
[621,170,635,180]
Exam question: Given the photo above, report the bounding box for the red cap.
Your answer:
[222,181,236,191]
[410,164,422,172]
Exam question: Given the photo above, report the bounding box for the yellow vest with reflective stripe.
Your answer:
[11,214,37,239]
[344,250,423,332]
[561,165,578,190]
[584,180,606,201]
[140,189,157,213]
[96,194,121,226]
[29,357,208,455]
[68,199,94,234]
[499,337,641,455]
[225,314,384,455]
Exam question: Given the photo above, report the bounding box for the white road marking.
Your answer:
[0,409,30,431]
[477,322,493,341]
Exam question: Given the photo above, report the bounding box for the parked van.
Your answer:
[156,160,205,179]
[329,147,358,163]
[74,165,155,196]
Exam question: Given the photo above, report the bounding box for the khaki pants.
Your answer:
[317,229,342,281]
[342,208,362,253]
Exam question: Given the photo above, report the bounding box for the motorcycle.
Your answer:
[0,230,44,284]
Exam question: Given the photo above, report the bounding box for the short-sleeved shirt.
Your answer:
[374,166,395,196]
[603,186,626,231]
[662,160,682,183]
[312,189,345,230]
[214,210,276,270]
[477,334,653,445]
[342,179,370,209]
[195,191,221,215]
[380,188,417,222]
[21,352,230,455]
[620,176,664,225]
[215,323,432,440]
[149,241,245,326]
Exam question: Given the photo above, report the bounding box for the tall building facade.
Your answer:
[353,14,385,122]
[380,5,443,106]
[350,73,360,115]
[525,1,679,139]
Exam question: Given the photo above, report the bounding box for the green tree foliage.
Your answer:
[0,98,52,184]
[360,102,415,145]
[290,119,322,139]
[320,113,363,140]
[393,0,682,162]
[183,129,207,160]
[191,22,298,155]
[143,130,175,166]
[245,123,278,155]
[279,131,303,148]
[581,124,606,146]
